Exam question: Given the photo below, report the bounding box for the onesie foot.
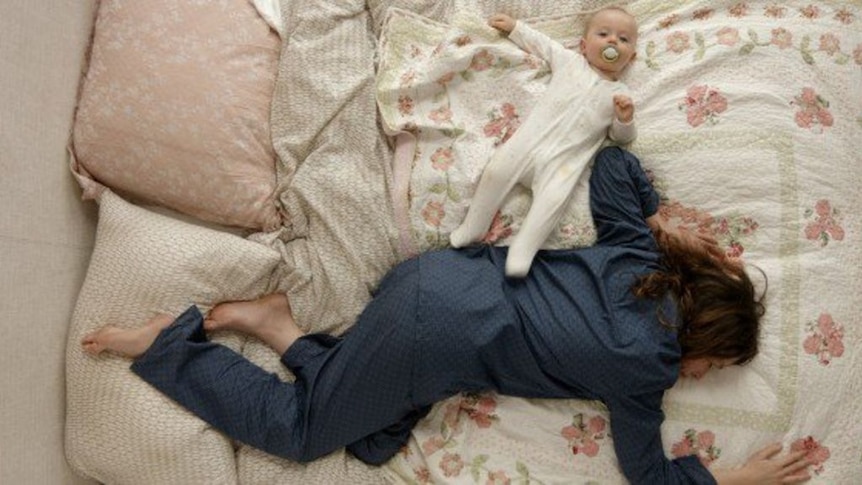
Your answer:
[505,254,532,278]
[449,226,475,248]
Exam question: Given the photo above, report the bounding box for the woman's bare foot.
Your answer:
[204,293,304,355]
[82,313,175,359]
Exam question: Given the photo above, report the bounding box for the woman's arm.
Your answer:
[606,393,718,484]
[589,146,660,250]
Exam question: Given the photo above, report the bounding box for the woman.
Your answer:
[83,147,811,484]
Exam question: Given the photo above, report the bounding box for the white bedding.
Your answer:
[375,2,861,483]
[66,0,861,483]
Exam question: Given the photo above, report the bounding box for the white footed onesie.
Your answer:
[449,21,636,277]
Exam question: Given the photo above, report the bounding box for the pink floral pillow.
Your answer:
[72,0,282,230]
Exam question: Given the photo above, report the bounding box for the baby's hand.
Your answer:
[488,14,516,33]
[613,95,634,123]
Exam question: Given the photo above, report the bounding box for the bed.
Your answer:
[57,0,860,483]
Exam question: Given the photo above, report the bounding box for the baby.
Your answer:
[449,7,639,277]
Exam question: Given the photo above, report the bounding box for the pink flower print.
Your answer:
[560,413,608,458]
[803,313,845,365]
[854,44,862,65]
[680,85,728,127]
[439,452,465,477]
[771,28,793,49]
[764,4,786,18]
[728,3,749,17]
[400,69,417,88]
[692,8,715,20]
[666,31,691,53]
[671,429,721,467]
[792,88,833,133]
[725,241,744,259]
[578,438,600,457]
[413,466,431,483]
[486,470,510,485]
[658,14,680,30]
[483,103,521,146]
[421,201,445,227]
[454,35,472,47]
[430,147,455,172]
[790,437,830,475]
[818,33,841,56]
[461,394,498,428]
[717,27,739,47]
[481,211,514,244]
[658,200,758,258]
[803,199,844,246]
[428,106,453,125]
[436,71,456,86]
[398,95,414,116]
[799,5,820,20]
[421,435,446,455]
[834,8,855,25]
[470,49,495,71]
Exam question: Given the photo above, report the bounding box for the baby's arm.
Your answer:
[489,13,569,67]
[609,94,637,144]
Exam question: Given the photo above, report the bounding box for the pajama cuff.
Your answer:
[280,333,340,370]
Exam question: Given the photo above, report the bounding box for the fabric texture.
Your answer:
[64,190,281,485]
[235,0,401,481]
[71,0,282,230]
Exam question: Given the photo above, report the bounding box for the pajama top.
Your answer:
[131,147,716,484]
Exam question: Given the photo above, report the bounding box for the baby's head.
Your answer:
[579,6,638,79]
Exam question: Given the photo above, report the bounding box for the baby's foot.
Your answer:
[204,293,303,355]
[81,313,174,358]
[449,226,475,248]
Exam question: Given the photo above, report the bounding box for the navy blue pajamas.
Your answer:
[132,147,717,484]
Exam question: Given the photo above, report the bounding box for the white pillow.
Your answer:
[65,191,282,484]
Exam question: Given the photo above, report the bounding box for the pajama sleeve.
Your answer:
[609,116,637,144]
[605,392,718,484]
[508,21,578,73]
[589,146,660,250]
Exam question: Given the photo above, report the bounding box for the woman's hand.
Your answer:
[488,14,516,33]
[712,443,811,484]
[613,95,635,123]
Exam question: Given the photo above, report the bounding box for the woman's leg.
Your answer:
[81,266,424,465]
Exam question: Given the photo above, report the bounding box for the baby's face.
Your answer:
[580,9,638,78]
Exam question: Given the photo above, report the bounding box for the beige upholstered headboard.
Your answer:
[0,1,98,483]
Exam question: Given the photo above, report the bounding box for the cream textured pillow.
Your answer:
[72,0,282,230]
[65,191,282,485]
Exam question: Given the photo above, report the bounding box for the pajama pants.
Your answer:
[131,261,431,465]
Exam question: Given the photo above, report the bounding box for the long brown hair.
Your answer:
[633,228,766,365]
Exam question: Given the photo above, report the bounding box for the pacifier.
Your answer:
[601,46,620,63]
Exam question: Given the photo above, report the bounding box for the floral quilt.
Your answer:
[376,1,861,483]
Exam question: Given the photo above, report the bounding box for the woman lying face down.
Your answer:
[83,146,811,484]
